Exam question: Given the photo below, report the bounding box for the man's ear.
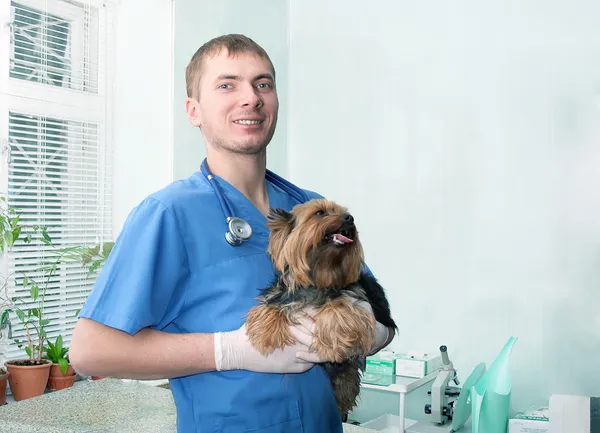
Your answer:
[266,208,295,271]
[185,97,202,128]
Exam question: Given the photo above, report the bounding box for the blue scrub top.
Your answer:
[78,169,345,433]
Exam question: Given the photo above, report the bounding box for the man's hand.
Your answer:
[294,301,394,364]
[214,313,328,373]
[352,299,394,355]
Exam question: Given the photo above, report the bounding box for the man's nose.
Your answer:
[241,85,262,109]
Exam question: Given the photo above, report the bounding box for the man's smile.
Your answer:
[234,119,263,125]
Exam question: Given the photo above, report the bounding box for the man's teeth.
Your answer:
[235,120,262,125]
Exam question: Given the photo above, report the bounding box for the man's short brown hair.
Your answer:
[185,34,276,100]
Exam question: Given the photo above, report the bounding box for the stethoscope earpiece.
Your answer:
[200,158,308,247]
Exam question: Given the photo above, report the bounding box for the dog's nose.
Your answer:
[343,213,354,223]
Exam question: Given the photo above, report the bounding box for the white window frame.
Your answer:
[0,0,117,365]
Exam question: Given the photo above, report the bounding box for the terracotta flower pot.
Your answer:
[91,375,107,380]
[0,370,9,406]
[4,359,52,401]
[47,362,76,391]
[49,363,75,378]
[47,373,77,391]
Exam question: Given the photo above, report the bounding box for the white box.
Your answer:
[360,414,417,433]
[509,405,550,433]
[549,394,595,433]
[394,353,443,378]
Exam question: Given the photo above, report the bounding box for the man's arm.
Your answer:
[70,314,332,379]
[71,197,343,379]
[370,321,395,355]
[69,318,216,380]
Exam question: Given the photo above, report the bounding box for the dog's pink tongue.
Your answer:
[333,233,353,243]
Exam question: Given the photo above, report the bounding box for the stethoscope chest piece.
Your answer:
[225,217,253,246]
[199,157,307,247]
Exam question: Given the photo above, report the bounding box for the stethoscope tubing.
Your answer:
[199,158,308,245]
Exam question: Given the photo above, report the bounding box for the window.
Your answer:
[0,0,114,363]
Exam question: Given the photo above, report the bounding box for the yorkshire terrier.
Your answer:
[246,198,397,415]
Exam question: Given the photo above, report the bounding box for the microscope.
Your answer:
[425,345,461,425]
[407,345,484,433]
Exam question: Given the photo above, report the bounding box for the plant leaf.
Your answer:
[102,241,115,258]
[89,260,103,274]
[16,309,25,322]
[58,358,69,375]
[0,310,9,326]
[30,284,38,301]
[4,230,13,248]
[56,335,63,353]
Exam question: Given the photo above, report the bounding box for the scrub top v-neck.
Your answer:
[207,169,293,241]
[78,168,344,433]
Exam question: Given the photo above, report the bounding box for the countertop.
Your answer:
[0,378,377,432]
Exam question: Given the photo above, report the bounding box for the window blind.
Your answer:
[0,0,114,363]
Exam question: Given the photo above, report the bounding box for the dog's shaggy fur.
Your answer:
[246,198,397,415]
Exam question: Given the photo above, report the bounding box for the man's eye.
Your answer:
[218,83,231,89]
[257,83,271,89]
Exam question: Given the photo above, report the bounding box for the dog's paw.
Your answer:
[245,303,295,356]
[312,298,376,363]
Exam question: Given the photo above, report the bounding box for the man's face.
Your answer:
[186,50,278,156]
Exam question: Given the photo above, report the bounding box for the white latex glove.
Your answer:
[294,302,393,363]
[353,299,392,355]
[214,314,327,373]
[289,308,331,364]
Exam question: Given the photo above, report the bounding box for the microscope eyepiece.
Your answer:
[440,345,450,365]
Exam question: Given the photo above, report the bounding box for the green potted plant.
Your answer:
[45,335,76,390]
[0,196,114,399]
[0,225,58,401]
[0,233,114,399]
[0,367,8,406]
[0,196,51,400]
[0,194,14,404]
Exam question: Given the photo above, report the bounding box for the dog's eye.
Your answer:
[315,210,325,216]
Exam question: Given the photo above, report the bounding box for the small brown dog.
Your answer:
[246,198,397,415]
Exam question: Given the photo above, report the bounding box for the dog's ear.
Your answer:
[266,208,294,230]
[267,208,295,272]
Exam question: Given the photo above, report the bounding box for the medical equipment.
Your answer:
[359,370,440,432]
[199,158,309,246]
[428,346,461,424]
[509,404,549,433]
[549,394,598,433]
[406,346,486,433]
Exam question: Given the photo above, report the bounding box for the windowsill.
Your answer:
[4,376,170,404]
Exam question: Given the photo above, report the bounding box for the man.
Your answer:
[70,34,394,433]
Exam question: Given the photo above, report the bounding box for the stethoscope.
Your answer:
[200,158,309,246]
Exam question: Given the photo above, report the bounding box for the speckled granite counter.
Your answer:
[0,378,376,432]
